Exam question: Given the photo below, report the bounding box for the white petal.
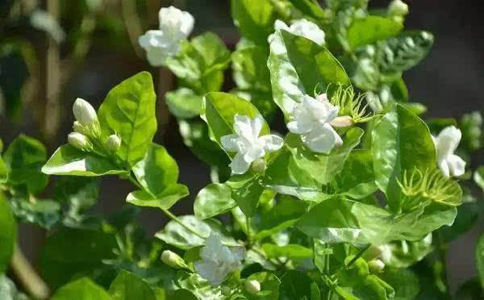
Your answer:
[329,125,343,148]
[243,145,265,164]
[259,134,284,152]
[287,120,312,134]
[251,115,265,139]
[302,125,336,154]
[447,154,466,177]
[221,134,240,152]
[230,152,251,175]
[435,126,462,158]
[289,19,325,45]
[438,159,450,178]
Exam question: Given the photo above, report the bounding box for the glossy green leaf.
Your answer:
[194,183,236,219]
[243,272,281,300]
[202,92,269,150]
[279,270,321,300]
[268,28,350,117]
[127,184,189,210]
[379,268,420,300]
[40,228,117,288]
[262,244,312,260]
[347,16,403,51]
[227,173,265,217]
[176,272,222,299]
[3,134,48,193]
[231,0,276,45]
[109,270,157,300]
[232,46,271,92]
[372,105,436,211]
[0,196,16,273]
[166,88,203,119]
[286,127,364,185]
[98,71,157,167]
[385,236,433,268]
[50,278,112,300]
[42,145,127,176]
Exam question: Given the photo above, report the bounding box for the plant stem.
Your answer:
[246,217,252,246]
[10,245,50,299]
[345,244,371,269]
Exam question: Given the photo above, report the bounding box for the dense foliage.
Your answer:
[1,0,483,299]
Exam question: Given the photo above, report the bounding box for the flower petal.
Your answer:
[260,134,284,152]
[438,158,450,178]
[302,125,336,154]
[435,126,462,157]
[251,115,265,139]
[230,152,251,174]
[221,134,240,152]
[447,154,466,177]
[243,145,265,164]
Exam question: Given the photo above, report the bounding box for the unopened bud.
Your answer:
[106,134,121,151]
[330,116,353,128]
[244,279,261,295]
[368,259,385,273]
[251,158,266,173]
[221,286,232,296]
[73,121,85,134]
[388,0,409,17]
[161,250,187,269]
[68,132,91,151]
[363,245,384,261]
[73,98,98,127]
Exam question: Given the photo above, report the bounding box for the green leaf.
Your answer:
[3,134,48,193]
[166,33,230,93]
[268,29,350,117]
[109,270,157,300]
[0,196,16,273]
[347,16,403,51]
[384,236,433,268]
[202,92,269,150]
[51,278,112,300]
[372,105,436,211]
[279,270,321,300]
[0,156,7,184]
[477,233,484,288]
[231,0,276,45]
[175,272,222,299]
[286,127,364,185]
[227,173,265,217]
[40,228,117,288]
[98,71,157,167]
[288,0,326,20]
[127,184,189,210]
[474,167,484,192]
[243,272,281,300]
[232,46,271,92]
[379,268,420,300]
[194,183,236,219]
[42,145,127,176]
[262,244,312,260]
[166,88,203,119]
[10,198,61,229]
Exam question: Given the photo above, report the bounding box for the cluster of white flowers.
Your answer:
[270,19,326,45]
[138,6,194,66]
[287,94,351,154]
[221,115,283,175]
[194,232,245,287]
[68,98,121,153]
[433,126,466,178]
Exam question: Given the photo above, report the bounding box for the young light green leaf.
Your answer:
[194,183,236,220]
[50,278,112,300]
[3,134,48,193]
[268,29,350,117]
[109,270,157,300]
[372,105,436,211]
[42,145,126,176]
[231,0,276,45]
[166,88,203,119]
[262,244,313,260]
[0,196,17,273]
[98,71,157,167]
[347,16,403,51]
[127,184,189,210]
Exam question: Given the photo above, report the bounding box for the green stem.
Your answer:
[345,244,371,269]
[246,217,252,246]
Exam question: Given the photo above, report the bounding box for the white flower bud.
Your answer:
[244,279,261,295]
[388,0,409,17]
[68,132,91,151]
[161,250,187,269]
[73,121,84,134]
[73,98,98,127]
[368,259,385,273]
[106,134,121,151]
[251,158,267,173]
[330,116,354,128]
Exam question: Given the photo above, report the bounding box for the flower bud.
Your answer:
[388,0,409,17]
[251,158,266,173]
[244,279,261,295]
[73,121,85,134]
[73,98,98,127]
[221,286,232,296]
[368,259,385,273]
[106,134,121,151]
[68,132,91,151]
[161,250,187,269]
[330,116,354,128]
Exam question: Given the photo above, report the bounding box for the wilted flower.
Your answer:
[287,94,348,154]
[271,19,325,45]
[68,132,91,151]
[221,115,283,174]
[244,279,261,295]
[432,126,466,178]
[105,134,121,151]
[138,6,194,66]
[194,232,244,287]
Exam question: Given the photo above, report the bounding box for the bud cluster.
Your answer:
[388,0,409,23]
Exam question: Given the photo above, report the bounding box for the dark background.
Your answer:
[1,0,483,295]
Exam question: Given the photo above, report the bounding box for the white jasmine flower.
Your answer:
[287,94,344,154]
[432,126,466,178]
[138,6,194,66]
[194,232,245,287]
[271,19,325,45]
[221,115,283,174]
